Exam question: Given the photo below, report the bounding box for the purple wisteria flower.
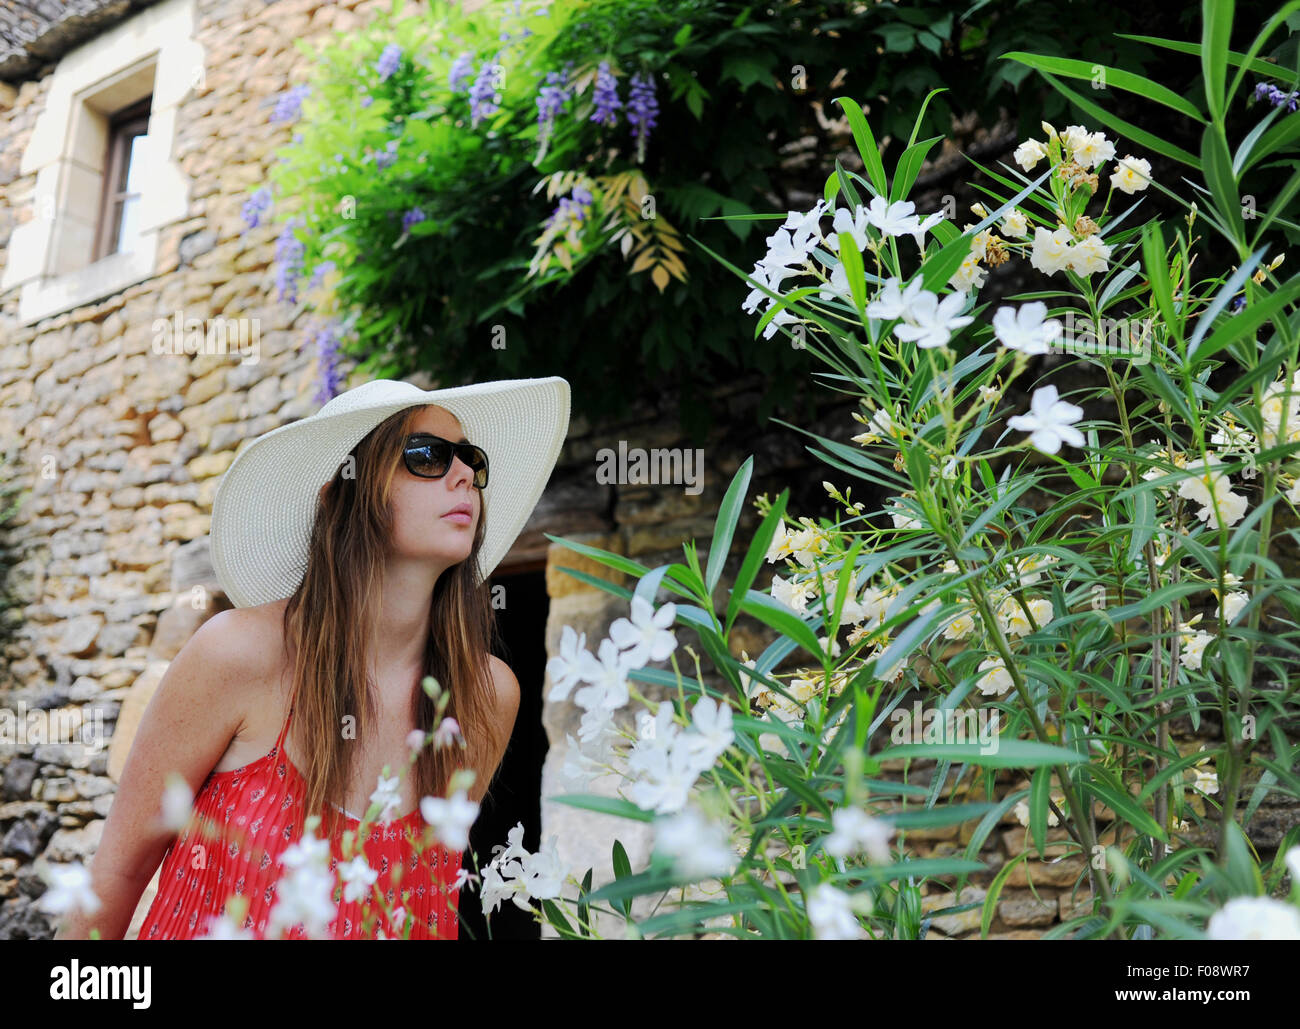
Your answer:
[241,187,272,230]
[271,84,310,123]
[371,138,399,169]
[469,58,503,126]
[311,320,346,405]
[626,71,659,163]
[537,69,571,127]
[589,61,621,127]
[402,207,427,232]
[306,260,335,292]
[449,52,474,92]
[274,217,306,303]
[360,94,374,108]
[545,182,593,229]
[376,43,402,82]
[535,67,571,156]
[1253,81,1299,112]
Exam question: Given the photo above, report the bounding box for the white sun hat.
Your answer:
[209,376,570,608]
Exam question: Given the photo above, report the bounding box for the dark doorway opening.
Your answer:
[461,563,548,940]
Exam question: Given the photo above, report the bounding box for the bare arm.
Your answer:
[52,610,253,939]
[466,655,520,807]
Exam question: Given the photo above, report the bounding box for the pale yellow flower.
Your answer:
[1014,138,1047,171]
[976,656,1014,697]
[1110,155,1153,194]
[1066,233,1112,276]
[1000,209,1029,238]
[942,611,977,640]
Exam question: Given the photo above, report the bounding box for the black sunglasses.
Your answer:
[403,433,489,489]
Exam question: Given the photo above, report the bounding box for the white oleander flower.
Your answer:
[992,301,1062,355]
[976,656,1014,697]
[37,862,101,919]
[1067,233,1112,276]
[806,882,869,939]
[1030,225,1074,276]
[1207,896,1300,939]
[1000,209,1029,237]
[823,805,896,863]
[1007,385,1085,455]
[1110,155,1153,194]
[1014,138,1047,171]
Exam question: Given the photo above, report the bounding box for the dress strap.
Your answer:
[273,702,294,757]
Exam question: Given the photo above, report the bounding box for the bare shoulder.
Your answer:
[185,599,292,716]
[194,600,287,678]
[487,655,520,712]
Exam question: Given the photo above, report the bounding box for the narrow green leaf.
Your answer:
[577,868,593,937]
[834,95,888,196]
[981,852,1031,938]
[907,87,948,148]
[551,793,656,822]
[1221,820,1265,896]
[1080,767,1167,840]
[1126,487,1158,566]
[874,740,1088,768]
[919,231,972,294]
[1143,220,1183,348]
[1242,111,1300,175]
[1201,0,1235,123]
[1186,272,1300,368]
[1200,124,1244,247]
[1187,246,1268,360]
[612,839,634,918]
[1233,104,1285,175]
[837,230,868,315]
[545,532,648,579]
[887,802,996,828]
[725,488,789,635]
[1030,765,1051,859]
[738,592,825,659]
[705,456,753,595]
[1036,71,1200,168]
[1114,31,1280,78]
[999,51,1205,121]
[891,134,943,203]
[541,899,580,938]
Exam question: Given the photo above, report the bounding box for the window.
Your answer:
[1,0,201,326]
[94,96,152,261]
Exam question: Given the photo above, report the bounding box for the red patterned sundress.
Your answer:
[137,701,462,939]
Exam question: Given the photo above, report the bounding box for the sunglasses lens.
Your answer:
[406,438,451,477]
[406,437,489,488]
[463,446,489,488]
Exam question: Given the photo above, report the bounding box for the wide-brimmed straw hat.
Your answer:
[209,376,570,608]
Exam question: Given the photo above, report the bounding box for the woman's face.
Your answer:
[388,405,482,568]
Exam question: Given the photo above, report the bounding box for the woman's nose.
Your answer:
[447,453,475,488]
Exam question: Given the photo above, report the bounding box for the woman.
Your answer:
[53,376,570,939]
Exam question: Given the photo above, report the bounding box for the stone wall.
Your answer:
[0,0,446,938]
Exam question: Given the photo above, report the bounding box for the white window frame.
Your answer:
[2,0,203,326]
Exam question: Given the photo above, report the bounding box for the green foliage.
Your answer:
[491,1,1300,940]
[258,0,1289,438]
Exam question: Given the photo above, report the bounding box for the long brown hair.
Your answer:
[279,404,501,839]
